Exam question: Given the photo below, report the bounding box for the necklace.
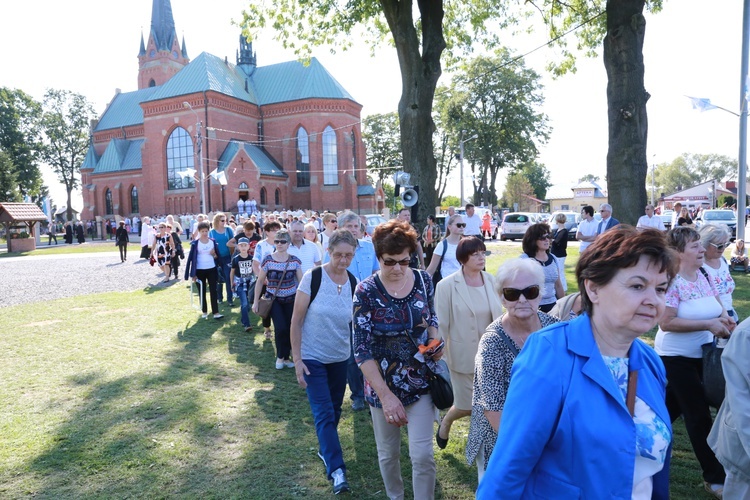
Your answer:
[385,272,410,296]
[337,284,343,295]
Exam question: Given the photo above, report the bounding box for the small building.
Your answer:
[0,202,48,253]
[659,180,733,212]
[546,181,609,212]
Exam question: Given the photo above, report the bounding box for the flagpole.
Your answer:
[738,0,750,242]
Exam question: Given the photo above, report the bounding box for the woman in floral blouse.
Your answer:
[353,220,442,500]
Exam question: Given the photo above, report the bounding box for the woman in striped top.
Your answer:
[253,228,304,369]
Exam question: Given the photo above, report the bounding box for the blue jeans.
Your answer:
[236,281,252,327]
[216,255,234,303]
[347,338,364,402]
[304,359,348,479]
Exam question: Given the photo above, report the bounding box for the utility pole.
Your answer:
[459,130,478,205]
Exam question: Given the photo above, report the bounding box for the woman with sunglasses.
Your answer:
[253,228,303,369]
[210,212,236,306]
[253,221,281,339]
[479,227,678,499]
[520,222,564,313]
[426,214,465,283]
[434,237,503,451]
[700,224,737,324]
[656,226,734,498]
[730,238,749,272]
[466,257,559,482]
[353,220,442,500]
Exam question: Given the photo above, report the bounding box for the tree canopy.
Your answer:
[653,153,736,196]
[40,89,95,221]
[0,87,43,201]
[362,112,401,185]
[436,51,549,206]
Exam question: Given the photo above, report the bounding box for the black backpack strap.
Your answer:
[347,270,357,295]
[310,266,323,303]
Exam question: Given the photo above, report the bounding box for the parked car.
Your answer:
[696,209,737,239]
[364,214,387,237]
[549,211,582,241]
[500,212,539,241]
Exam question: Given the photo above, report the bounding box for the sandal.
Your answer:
[703,481,723,499]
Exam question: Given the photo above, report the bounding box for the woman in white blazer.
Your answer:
[434,237,503,449]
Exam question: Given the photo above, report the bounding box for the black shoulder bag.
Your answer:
[404,270,454,410]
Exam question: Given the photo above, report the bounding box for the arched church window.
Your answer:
[260,187,267,206]
[130,186,139,213]
[275,188,281,205]
[149,79,156,87]
[238,182,249,189]
[322,126,338,185]
[105,189,113,215]
[166,127,195,190]
[351,130,357,172]
[296,127,310,187]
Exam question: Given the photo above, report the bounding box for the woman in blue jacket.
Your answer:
[478,227,678,499]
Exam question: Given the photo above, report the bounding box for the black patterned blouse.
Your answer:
[353,269,439,408]
[466,312,560,468]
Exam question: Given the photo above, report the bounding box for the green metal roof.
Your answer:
[146,52,258,104]
[357,185,375,196]
[81,143,100,170]
[95,52,356,133]
[253,57,355,105]
[217,140,287,178]
[95,87,160,132]
[92,139,144,174]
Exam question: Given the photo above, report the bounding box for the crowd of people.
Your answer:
[75,200,750,498]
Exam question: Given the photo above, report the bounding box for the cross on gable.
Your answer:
[239,156,246,169]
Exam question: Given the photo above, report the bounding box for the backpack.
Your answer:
[432,240,450,285]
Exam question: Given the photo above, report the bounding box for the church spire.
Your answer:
[236,34,257,77]
[137,0,189,90]
[150,0,177,52]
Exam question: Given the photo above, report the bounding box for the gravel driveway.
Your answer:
[0,251,182,308]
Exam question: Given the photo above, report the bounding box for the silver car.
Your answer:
[500,212,538,241]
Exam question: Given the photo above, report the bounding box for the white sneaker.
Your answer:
[284,360,295,368]
[275,358,284,370]
[331,468,350,495]
[201,314,208,320]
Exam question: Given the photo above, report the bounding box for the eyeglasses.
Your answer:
[710,242,728,251]
[502,285,541,302]
[331,252,354,260]
[455,223,466,228]
[329,219,338,224]
[274,240,289,245]
[538,234,552,240]
[382,258,411,267]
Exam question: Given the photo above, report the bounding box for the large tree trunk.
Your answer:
[604,0,649,225]
[381,0,445,225]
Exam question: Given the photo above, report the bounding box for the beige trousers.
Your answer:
[370,394,437,500]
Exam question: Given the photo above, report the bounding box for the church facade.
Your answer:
[80,0,383,220]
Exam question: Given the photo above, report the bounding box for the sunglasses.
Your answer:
[329,219,338,224]
[502,285,541,302]
[710,242,728,251]
[455,223,466,228]
[538,234,552,240]
[382,258,411,267]
[274,240,289,245]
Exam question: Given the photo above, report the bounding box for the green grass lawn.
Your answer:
[0,244,745,498]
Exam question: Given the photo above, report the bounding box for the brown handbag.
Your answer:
[256,260,290,320]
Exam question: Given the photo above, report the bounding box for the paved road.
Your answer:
[0,251,179,308]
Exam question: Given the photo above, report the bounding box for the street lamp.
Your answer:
[183,102,206,214]
[459,130,478,205]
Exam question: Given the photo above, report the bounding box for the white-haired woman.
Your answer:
[466,257,560,481]
[700,224,737,324]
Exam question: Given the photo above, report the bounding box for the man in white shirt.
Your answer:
[671,202,683,229]
[637,204,666,231]
[287,220,321,273]
[576,205,598,253]
[463,203,482,238]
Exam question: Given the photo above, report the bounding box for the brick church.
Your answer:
[80,0,384,220]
